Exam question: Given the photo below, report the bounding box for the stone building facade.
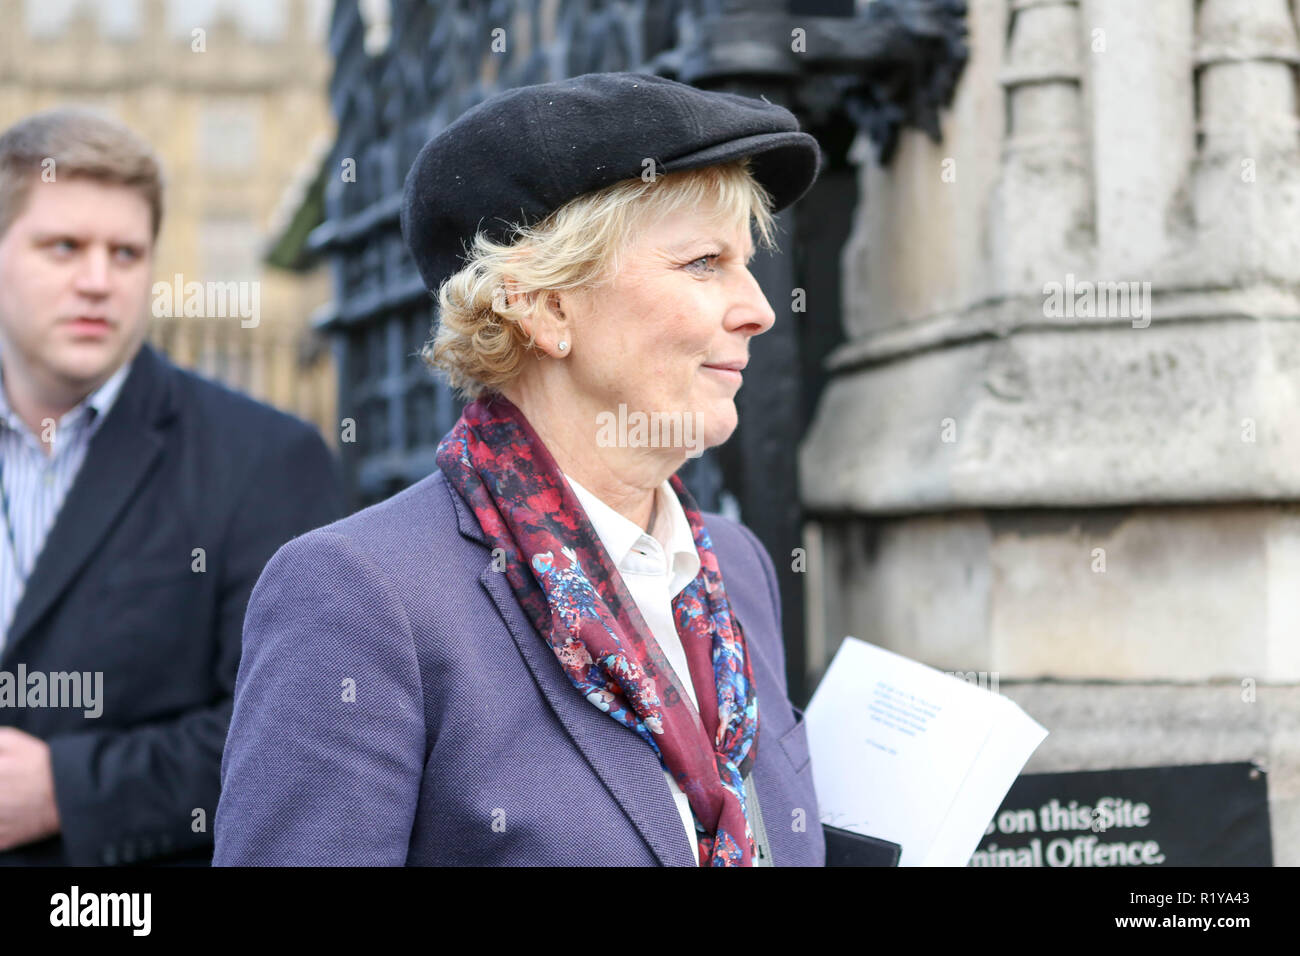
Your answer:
[801,0,1300,864]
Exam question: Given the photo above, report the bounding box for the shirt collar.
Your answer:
[564,472,701,590]
[659,484,702,591]
[80,356,132,432]
[0,351,133,439]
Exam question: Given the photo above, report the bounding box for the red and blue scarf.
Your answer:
[436,394,760,866]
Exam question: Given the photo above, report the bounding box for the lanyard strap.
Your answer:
[0,456,29,586]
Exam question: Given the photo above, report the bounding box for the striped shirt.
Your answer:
[0,356,132,647]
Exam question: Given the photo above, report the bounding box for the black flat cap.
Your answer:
[400,71,823,293]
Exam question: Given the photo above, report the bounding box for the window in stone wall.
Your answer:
[24,0,141,39]
[166,0,288,42]
[199,215,262,284]
[198,100,260,173]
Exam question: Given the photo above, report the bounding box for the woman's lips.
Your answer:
[701,364,743,385]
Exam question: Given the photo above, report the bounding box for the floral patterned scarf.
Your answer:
[436,394,760,866]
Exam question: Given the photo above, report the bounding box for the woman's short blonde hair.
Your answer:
[422,157,778,399]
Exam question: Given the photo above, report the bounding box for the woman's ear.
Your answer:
[515,288,571,358]
[501,279,541,341]
[500,276,528,313]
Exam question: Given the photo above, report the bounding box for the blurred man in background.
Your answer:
[0,108,344,865]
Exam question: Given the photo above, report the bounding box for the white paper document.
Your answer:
[805,637,1048,867]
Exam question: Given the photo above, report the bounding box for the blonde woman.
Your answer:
[214,72,825,867]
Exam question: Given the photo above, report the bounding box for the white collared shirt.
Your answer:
[563,472,704,864]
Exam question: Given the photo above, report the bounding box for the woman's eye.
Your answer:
[685,254,720,272]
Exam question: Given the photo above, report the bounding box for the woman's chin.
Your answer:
[697,403,739,451]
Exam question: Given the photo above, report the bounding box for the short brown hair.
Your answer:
[0,107,165,240]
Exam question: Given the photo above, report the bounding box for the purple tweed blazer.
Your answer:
[213,468,825,866]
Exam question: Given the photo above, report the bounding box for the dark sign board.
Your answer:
[969,763,1271,867]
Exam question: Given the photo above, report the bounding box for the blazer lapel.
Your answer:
[2,346,174,667]
[445,476,696,866]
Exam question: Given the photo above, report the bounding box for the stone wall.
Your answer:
[801,0,1300,863]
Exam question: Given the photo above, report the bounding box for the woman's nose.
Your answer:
[725,266,776,335]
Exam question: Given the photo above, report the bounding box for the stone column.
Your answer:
[800,0,1300,863]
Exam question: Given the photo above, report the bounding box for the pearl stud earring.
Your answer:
[557,341,568,352]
